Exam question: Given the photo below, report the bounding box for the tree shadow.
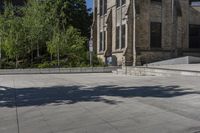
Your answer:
[0,85,199,108]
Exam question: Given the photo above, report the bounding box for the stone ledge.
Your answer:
[114,66,200,77]
[0,67,121,75]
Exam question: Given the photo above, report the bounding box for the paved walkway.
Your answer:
[0,73,200,133]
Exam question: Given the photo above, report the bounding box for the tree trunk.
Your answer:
[50,54,53,61]
[31,49,34,66]
[37,44,40,57]
[15,56,18,69]
[57,44,60,67]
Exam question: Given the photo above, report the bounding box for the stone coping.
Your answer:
[0,67,121,75]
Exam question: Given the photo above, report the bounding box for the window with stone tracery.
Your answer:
[100,0,107,16]
[116,0,126,8]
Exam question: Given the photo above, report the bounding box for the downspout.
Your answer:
[102,0,106,63]
[132,0,136,66]
[172,0,174,24]
[171,0,177,57]
[120,0,122,49]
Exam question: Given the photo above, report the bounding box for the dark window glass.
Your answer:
[104,0,107,15]
[116,0,126,8]
[100,32,103,51]
[116,0,120,7]
[100,0,103,16]
[121,25,126,49]
[135,0,140,14]
[189,24,200,48]
[151,0,162,2]
[150,22,162,48]
[122,0,126,5]
[116,25,126,49]
[116,26,120,49]
[103,31,106,51]
[100,0,107,16]
[99,31,106,51]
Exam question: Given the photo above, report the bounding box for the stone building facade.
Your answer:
[92,0,200,66]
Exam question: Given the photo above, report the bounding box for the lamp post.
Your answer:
[89,38,93,67]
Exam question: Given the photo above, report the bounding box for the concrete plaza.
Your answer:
[0,73,200,133]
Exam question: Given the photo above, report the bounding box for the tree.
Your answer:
[23,1,50,60]
[0,14,5,64]
[0,0,97,68]
[1,4,26,68]
[47,26,87,67]
[45,0,92,37]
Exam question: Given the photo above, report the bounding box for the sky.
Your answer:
[86,0,93,9]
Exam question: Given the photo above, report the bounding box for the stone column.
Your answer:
[124,2,133,66]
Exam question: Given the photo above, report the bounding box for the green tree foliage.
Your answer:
[0,0,101,68]
[1,4,26,68]
[45,0,92,37]
[47,26,87,67]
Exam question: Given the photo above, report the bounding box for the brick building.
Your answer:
[92,0,200,66]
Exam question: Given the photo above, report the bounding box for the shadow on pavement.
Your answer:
[0,85,199,108]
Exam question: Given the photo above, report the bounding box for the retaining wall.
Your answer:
[114,66,200,76]
[0,67,121,75]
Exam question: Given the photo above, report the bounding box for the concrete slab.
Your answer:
[152,64,200,72]
[148,56,200,66]
[0,73,200,133]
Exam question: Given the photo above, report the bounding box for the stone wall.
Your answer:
[0,67,121,75]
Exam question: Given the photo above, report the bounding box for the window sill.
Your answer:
[151,1,162,5]
[98,51,105,55]
[113,49,125,53]
[149,48,163,51]
[100,14,107,18]
[116,4,126,10]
